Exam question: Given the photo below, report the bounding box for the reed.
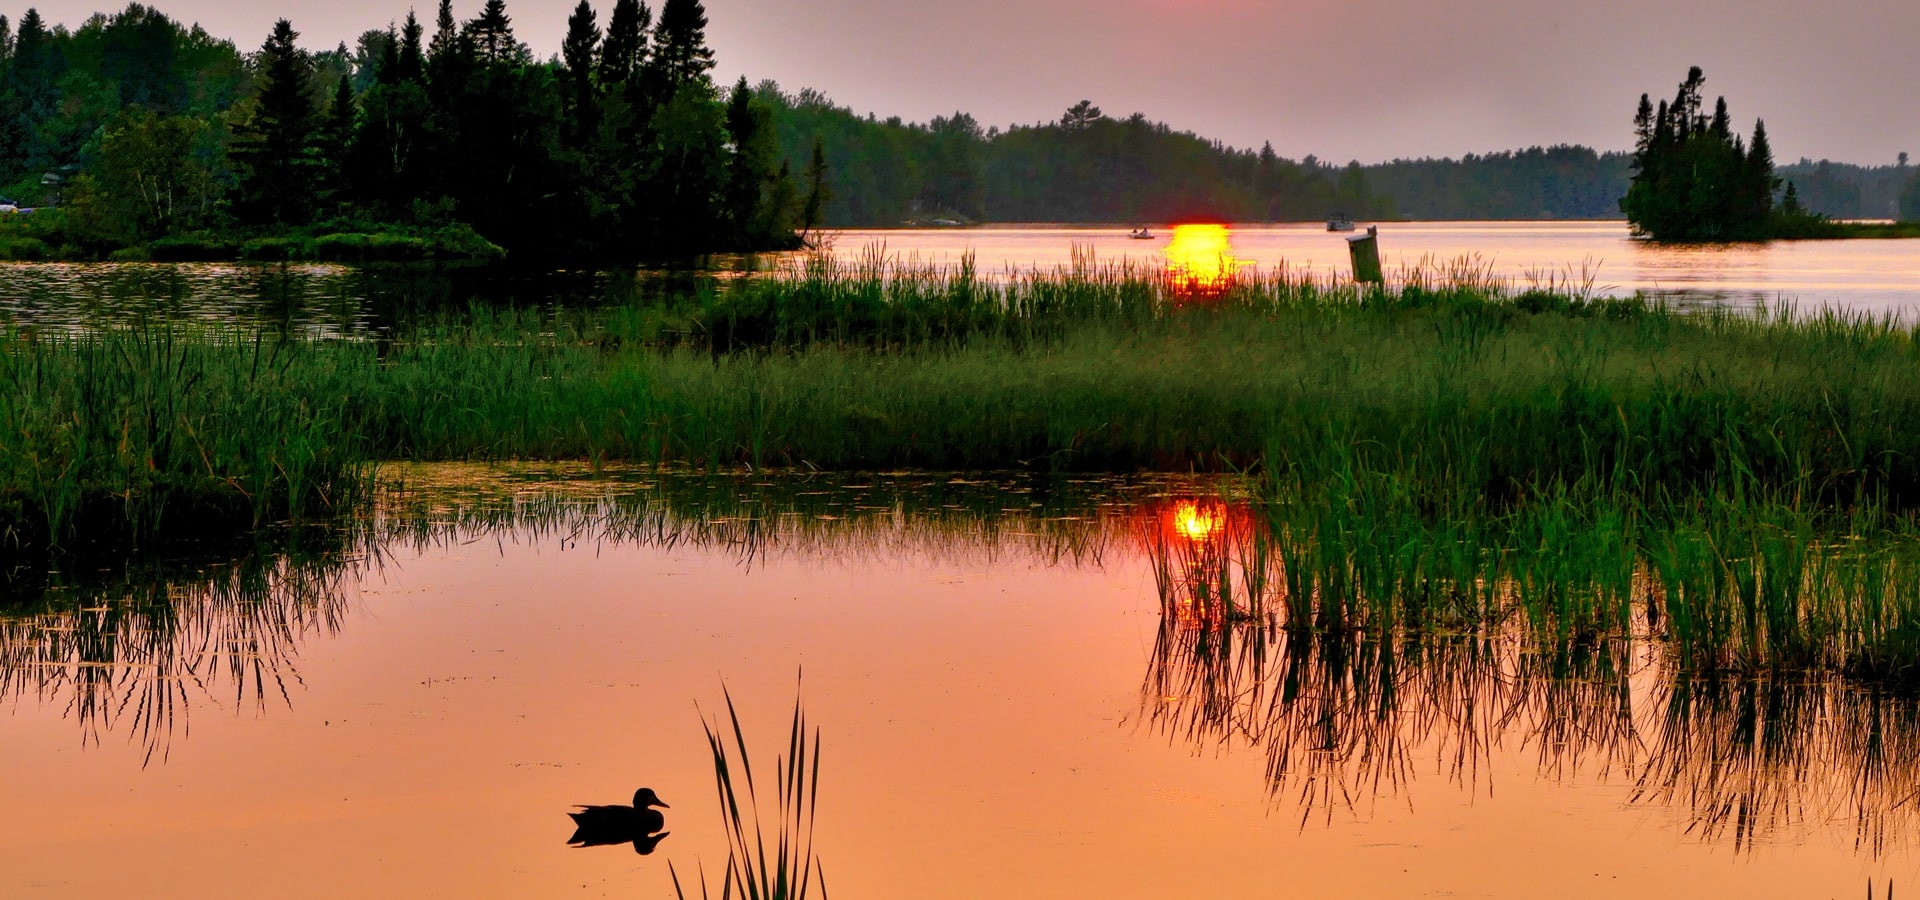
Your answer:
[672,683,827,900]
[0,326,371,558]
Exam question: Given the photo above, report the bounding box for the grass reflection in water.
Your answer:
[0,537,355,765]
[5,468,1920,861]
[1135,494,1920,858]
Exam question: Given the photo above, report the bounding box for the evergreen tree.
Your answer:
[1623,67,1783,241]
[466,0,525,65]
[232,19,319,226]
[1899,170,1920,221]
[801,135,828,235]
[428,0,458,60]
[723,76,779,245]
[396,12,425,83]
[598,0,648,86]
[649,0,712,92]
[320,73,355,206]
[2,8,54,178]
[561,0,599,148]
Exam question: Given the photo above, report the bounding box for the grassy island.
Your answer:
[13,261,1920,684]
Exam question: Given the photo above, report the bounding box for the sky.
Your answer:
[26,0,1919,165]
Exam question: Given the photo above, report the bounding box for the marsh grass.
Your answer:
[0,326,370,557]
[16,264,1920,682]
[672,683,826,900]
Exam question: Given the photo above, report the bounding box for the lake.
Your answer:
[2,222,1918,335]
[0,467,1909,897]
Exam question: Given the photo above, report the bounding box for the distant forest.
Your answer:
[764,87,1918,227]
[0,0,807,261]
[0,2,1912,253]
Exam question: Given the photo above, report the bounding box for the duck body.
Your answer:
[566,787,670,854]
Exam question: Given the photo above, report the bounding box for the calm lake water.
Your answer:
[1,221,1917,334]
[1,467,1909,897]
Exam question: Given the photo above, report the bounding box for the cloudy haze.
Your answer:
[26,0,1918,164]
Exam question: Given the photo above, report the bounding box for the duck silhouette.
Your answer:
[566,787,671,855]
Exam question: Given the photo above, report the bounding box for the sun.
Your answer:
[1164,224,1241,296]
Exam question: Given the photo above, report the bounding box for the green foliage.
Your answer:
[1365,146,1632,219]
[1902,168,1920,222]
[1,3,801,263]
[63,108,224,244]
[1622,67,1820,241]
[0,328,368,558]
[756,85,1394,226]
[231,19,318,226]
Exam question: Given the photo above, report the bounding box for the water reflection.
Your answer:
[4,469,1915,864]
[1131,506,1920,857]
[1163,224,1246,299]
[0,261,775,338]
[566,787,671,855]
[0,542,355,764]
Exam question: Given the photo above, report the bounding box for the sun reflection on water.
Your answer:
[1164,224,1244,298]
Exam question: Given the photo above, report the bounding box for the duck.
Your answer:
[567,787,670,854]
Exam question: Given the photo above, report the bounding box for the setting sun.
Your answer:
[1163,224,1243,297]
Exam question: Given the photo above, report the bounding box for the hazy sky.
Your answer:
[27,0,1919,164]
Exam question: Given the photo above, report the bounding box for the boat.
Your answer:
[1326,214,1355,232]
[1128,227,1157,240]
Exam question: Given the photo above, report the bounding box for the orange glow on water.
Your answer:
[1172,500,1222,543]
[1165,224,1242,298]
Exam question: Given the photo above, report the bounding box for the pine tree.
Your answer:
[2,8,53,177]
[466,0,524,65]
[429,0,458,60]
[599,0,648,86]
[650,0,713,92]
[1744,118,1779,223]
[723,76,778,245]
[801,135,829,236]
[396,11,426,83]
[233,19,320,225]
[321,74,356,207]
[1623,67,1781,241]
[561,1,600,148]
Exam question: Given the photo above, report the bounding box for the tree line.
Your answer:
[756,90,1396,226]
[762,86,1918,228]
[0,1,813,261]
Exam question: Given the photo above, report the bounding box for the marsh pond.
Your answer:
[0,467,1911,897]
[5,224,1920,897]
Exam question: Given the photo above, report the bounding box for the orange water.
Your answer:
[1,479,1910,897]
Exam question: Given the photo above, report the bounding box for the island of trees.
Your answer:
[0,1,813,263]
[1622,66,1919,241]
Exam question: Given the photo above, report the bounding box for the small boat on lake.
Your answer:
[1128,227,1157,240]
[1326,214,1356,232]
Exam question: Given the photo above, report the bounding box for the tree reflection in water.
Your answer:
[1131,496,1920,857]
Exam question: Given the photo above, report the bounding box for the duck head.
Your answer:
[632,787,670,809]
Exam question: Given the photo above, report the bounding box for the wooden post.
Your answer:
[1347,225,1383,284]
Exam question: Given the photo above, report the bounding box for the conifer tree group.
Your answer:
[0,1,811,261]
[1622,66,1816,241]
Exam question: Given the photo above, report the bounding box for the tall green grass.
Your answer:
[0,327,369,557]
